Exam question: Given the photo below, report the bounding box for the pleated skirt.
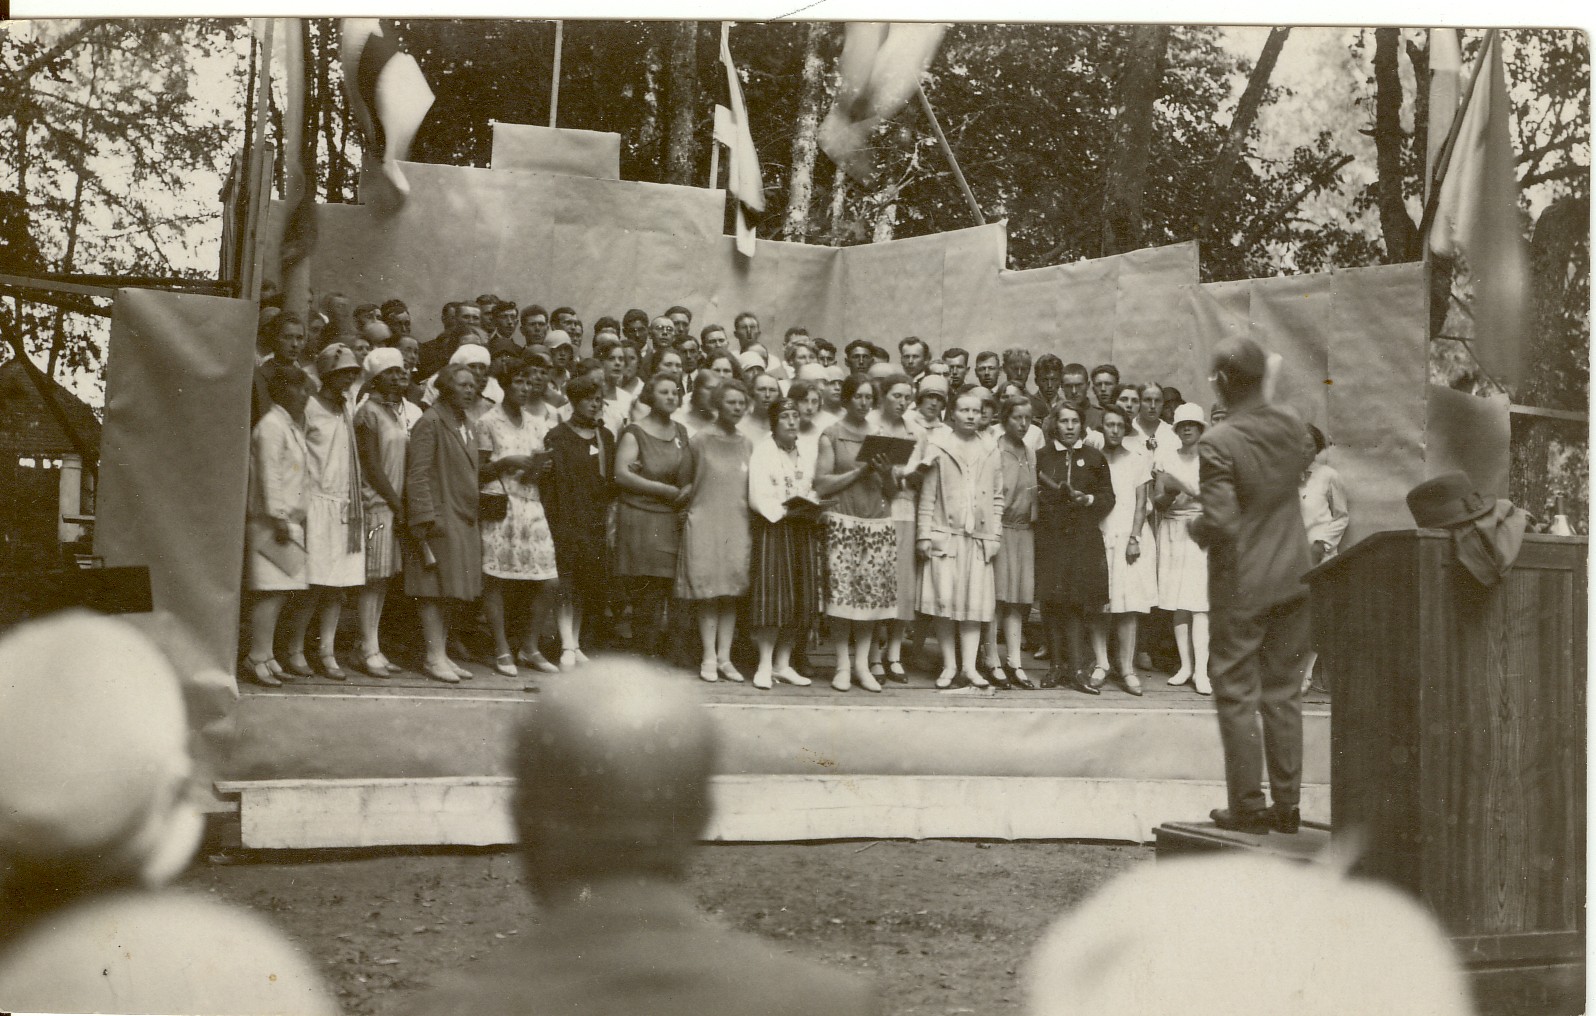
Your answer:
[364,504,403,581]
[748,516,823,632]
[306,494,365,588]
[1103,530,1157,614]
[995,524,1034,606]
[1155,512,1209,611]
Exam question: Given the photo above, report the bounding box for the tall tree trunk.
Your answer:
[1099,24,1170,256]
[1372,27,1421,263]
[782,22,830,241]
[663,21,700,187]
[1197,27,1289,246]
[316,21,347,202]
[827,163,849,244]
[871,182,898,242]
[635,26,665,180]
[47,38,101,378]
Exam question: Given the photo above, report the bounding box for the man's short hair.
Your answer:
[666,305,692,320]
[565,374,603,404]
[595,315,621,337]
[869,344,890,362]
[380,298,408,318]
[898,336,929,356]
[552,306,576,322]
[521,303,548,322]
[1035,353,1064,374]
[975,350,1001,365]
[1100,404,1131,428]
[943,346,968,363]
[266,363,309,404]
[1001,347,1032,367]
[700,324,726,342]
[494,300,518,317]
[1091,362,1121,382]
[734,311,758,328]
[844,338,874,358]
[1210,337,1267,392]
[594,335,622,359]
[623,308,650,328]
[442,301,461,323]
[814,338,836,356]
[784,326,810,341]
[1062,361,1089,379]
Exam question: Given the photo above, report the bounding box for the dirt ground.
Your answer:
[185,840,1151,1015]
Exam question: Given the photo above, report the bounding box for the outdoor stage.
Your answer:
[218,652,1332,849]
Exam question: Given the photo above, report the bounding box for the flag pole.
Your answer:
[916,81,984,227]
[239,17,275,302]
[708,21,726,190]
[1417,29,1496,247]
[549,21,563,127]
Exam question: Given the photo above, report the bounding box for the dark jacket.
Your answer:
[398,881,875,1016]
[1190,402,1313,613]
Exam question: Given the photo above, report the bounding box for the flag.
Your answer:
[1425,28,1462,201]
[1428,31,1530,389]
[280,19,317,274]
[340,19,435,206]
[819,22,947,184]
[713,27,764,257]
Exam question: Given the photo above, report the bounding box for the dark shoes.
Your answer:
[1209,804,1301,835]
[1210,807,1273,835]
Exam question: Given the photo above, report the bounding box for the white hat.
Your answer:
[449,342,491,367]
[314,342,360,377]
[545,329,573,350]
[866,362,898,380]
[796,363,829,383]
[0,612,199,876]
[738,350,768,370]
[916,374,950,399]
[362,346,405,382]
[1172,403,1207,428]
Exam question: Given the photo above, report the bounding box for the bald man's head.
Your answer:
[511,657,717,898]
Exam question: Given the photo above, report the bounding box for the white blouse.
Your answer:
[748,436,815,524]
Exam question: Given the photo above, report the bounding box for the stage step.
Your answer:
[215,775,1331,849]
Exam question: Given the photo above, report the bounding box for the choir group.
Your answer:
[243,292,1348,694]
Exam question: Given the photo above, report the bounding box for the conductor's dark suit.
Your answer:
[1190,402,1313,815]
[399,881,876,1016]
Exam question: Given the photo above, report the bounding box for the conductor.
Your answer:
[1189,337,1313,834]
[400,655,876,1016]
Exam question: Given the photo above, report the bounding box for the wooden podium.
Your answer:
[1307,530,1586,1016]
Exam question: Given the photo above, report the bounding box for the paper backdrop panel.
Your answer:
[840,229,951,346]
[490,122,622,180]
[1425,385,1511,498]
[938,223,1008,347]
[1111,242,1201,401]
[706,236,845,344]
[1043,258,1118,374]
[95,289,257,755]
[1249,272,1333,429]
[1328,263,1429,544]
[1183,280,1250,413]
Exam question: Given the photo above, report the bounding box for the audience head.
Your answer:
[638,371,681,416]
[379,298,409,336]
[475,293,501,322]
[263,312,306,364]
[712,378,749,427]
[1112,382,1141,419]
[359,319,392,350]
[700,325,730,359]
[519,304,549,344]
[916,374,949,417]
[879,373,914,420]
[396,335,420,376]
[749,371,782,414]
[1025,854,1472,1016]
[1001,347,1033,387]
[1172,403,1207,448]
[594,315,621,340]
[565,374,604,423]
[840,374,877,419]
[266,363,312,416]
[949,390,984,434]
[844,339,875,376]
[1034,354,1064,403]
[1160,386,1184,424]
[574,357,605,387]
[675,333,703,373]
[1090,363,1121,408]
[315,343,362,395]
[649,316,677,351]
[866,361,898,382]
[784,335,817,370]
[786,379,821,421]
[706,352,739,383]
[768,396,802,438]
[1137,382,1164,423]
[1099,404,1130,447]
[618,340,641,383]
[1209,336,1268,408]
[666,305,693,339]
[363,348,408,401]
[454,301,483,337]
[898,336,930,377]
[689,368,722,413]
[448,342,492,394]
[511,658,716,902]
[814,338,837,367]
[354,303,381,328]
[1051,402,1084,445]
[733,311,761,351]
[974,350,1001,389]
[622,309,650,347]
[942,347,969,389]
[0,612,206,907]
[544,329,574,369]
[1000,395,1034,440]
[1060,362,1089,404]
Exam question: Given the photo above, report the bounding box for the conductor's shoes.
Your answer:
[1209,807,1271,835]
[1269,804,1301,834]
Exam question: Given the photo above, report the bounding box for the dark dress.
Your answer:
[1034,441,1115,609]
[614,421,693,579]
[542,419,617,599]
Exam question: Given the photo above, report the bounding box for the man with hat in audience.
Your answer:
[0,611,338,1015]
[1189,336,1313,835]
[1406,471,1528,587]
[398,658,874,1016]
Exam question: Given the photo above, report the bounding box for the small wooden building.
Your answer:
[0,358,100,571]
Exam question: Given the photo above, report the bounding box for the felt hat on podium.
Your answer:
[1406,471,1495,529]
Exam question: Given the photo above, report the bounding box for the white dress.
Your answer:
[1100,445,1157,613]
[303,394,365,588]
[1153,444,1208,611]
[477,403,559,581]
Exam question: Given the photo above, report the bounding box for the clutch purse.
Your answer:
[480,491,509,522]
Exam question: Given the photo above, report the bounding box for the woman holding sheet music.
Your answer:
[815,375,900,693]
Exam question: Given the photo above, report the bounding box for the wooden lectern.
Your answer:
[1307,530,1586,1016]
